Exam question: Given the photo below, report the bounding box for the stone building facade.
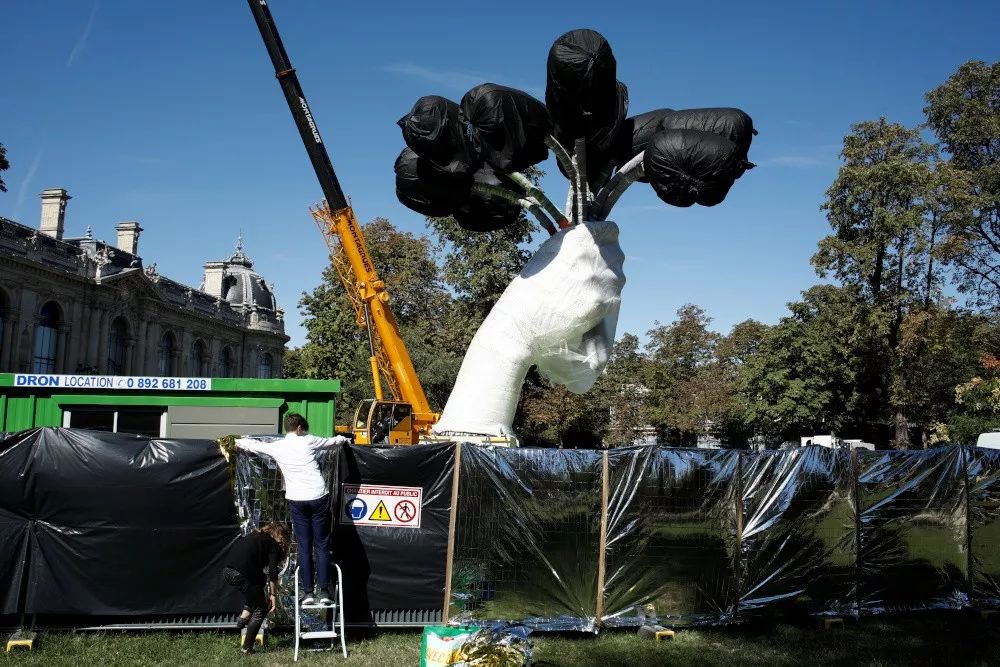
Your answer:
[0,188,288,378]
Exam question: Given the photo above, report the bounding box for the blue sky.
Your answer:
[2,1,998,348]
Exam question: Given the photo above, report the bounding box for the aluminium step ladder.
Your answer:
[293,564,347,661]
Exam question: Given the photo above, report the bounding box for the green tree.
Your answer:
[813,118,940,447]
[643,304,724,444]
[427,166,542,324]
[283,346,304,378]
[296,217,460,422]
[924,60,1000,308]
[715,319,770,444]
[740,285,864,441]
[519,377,606,448]
[594,333,650,447]
[893,306,986,439]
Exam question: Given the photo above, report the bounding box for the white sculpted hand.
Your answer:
[434,220,626,439]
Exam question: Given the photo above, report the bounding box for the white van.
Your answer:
[976,431,1000,449]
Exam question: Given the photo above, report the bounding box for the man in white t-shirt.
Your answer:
[237,413,351,605]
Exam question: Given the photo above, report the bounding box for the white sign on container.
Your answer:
[12,374,212,391]
[341,484,422,529]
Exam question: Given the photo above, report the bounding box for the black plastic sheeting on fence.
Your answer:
[4,429,1000,631]
[968,447,1000,608]
[335,444,455,623]
[0,428,242,618]
[449,445,1000,630]
[450,447,604,631]
[236,441,455,626]
[602,448,738,628]
[856,447,969,613]
[739,447,856,618]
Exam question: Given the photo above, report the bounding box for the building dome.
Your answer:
[220,237,277,311]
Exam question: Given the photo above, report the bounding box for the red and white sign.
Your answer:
[340,484,422,529]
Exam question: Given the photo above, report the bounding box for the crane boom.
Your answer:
[246,0,348,212]
[247,0,437,440]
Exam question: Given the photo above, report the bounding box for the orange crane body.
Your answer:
[249,0,437,445]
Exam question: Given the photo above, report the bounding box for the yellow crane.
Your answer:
[248,0,437,445]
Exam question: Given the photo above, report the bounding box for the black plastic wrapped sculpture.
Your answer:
[394,29,756,441]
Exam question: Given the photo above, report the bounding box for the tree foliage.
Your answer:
[924,61,1000,308]
[293,217,462,418]
[286,61,1000,449]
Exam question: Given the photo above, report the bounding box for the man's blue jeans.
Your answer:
[289,494,331,592]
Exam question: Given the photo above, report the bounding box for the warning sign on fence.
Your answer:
[341,484,422,529]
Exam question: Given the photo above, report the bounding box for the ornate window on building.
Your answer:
[32,301,60,373]
[258,352,272,379]
[191,339,205,377]
[108,317,129,374]
[221,346,234,377]
[158,332,176,376]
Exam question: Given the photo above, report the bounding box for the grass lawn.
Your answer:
[2,614,999,666]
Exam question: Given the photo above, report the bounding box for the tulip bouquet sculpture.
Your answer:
[394,30,757,442]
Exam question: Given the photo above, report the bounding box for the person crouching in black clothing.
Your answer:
[222,522,290,654]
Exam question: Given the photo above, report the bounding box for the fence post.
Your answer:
[595,450,610,628]
[442,442,463,622]
[961,445,973,605]
[851,447,862,616]
[734,451,744,621]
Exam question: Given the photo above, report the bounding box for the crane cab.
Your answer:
[353,399,417,446]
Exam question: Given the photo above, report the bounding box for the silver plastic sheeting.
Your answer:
[739,447,856,617]
[234,438,343,630]
[602,448,739,627]
[968,447,1000,608]
[449,447,604,632]
[856,447,969,614]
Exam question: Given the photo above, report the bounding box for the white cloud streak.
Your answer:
[66,1,99,68]
[13,149,45,220]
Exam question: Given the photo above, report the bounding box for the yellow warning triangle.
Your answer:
[370,500,392,522]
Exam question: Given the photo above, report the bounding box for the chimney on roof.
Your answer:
[115,221,143,255]
[39,188,71,240]
[203,261,225,298]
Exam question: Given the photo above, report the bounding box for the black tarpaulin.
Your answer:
[603,448,739,627]
[967,447,1000,608]
[615,108,675,181]
[460,84,550,173]
[398,95,475,172]
[0,431,31,616]
[552,81,629,190]
[739,447,857,618]
[394,147,473,217]
[657,108,757,157]
[0,428,242,617]
[450,447,603,631]
[454,166,524,232]
[335,443,455,623]
[0,509,27,616]
[545,30,628,190]
[643,129,746,208]
[856,447,969,614]
[545,30,619,142]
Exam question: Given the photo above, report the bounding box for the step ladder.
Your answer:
[293,564,346,661]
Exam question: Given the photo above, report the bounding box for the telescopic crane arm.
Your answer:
[246,0,437,439]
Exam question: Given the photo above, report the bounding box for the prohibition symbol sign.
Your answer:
[340,483,422,528]
[394,500,417,523]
